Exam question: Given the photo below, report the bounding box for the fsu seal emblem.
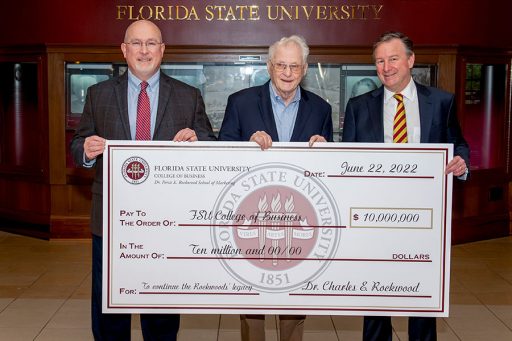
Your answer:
[211,163,341,292]
[121,157,150,184]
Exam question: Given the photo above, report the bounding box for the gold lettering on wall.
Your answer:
[116,4,384,21]
[316,6,327,20]
[373,5,384,19]
[204,5,261,21]
[117,5,201,20]
[302,6,314,20]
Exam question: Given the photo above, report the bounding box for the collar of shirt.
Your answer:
[269,81,301,106]
[127,69,160,94]
[383,77,416,103]
[127,70,161,140]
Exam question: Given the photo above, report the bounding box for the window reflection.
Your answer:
[65,62,438,144]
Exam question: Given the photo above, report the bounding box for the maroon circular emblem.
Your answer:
[211,163,340,292]
[121,157,150,184]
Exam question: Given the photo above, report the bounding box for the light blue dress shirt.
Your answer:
[269,82,300,142]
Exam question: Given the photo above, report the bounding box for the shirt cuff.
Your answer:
[457,167,469,180]
[83,152,96,168]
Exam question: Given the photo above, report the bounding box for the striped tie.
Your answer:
[135,81,151,140]
[393,93,408,143]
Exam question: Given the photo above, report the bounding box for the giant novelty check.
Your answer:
[103,141,453,316]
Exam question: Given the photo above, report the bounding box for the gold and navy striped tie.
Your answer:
[393,93,408,143]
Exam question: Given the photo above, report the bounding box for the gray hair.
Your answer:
[373,31,414,59]
[268,35,309,64]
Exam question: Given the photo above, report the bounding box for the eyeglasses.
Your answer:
[124,40,163,50]
[272,62,303,74]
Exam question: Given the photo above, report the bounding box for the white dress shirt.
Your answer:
[383,78,421,143]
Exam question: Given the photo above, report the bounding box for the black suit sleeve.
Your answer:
[219,93,243,141]
[191,88,216,141]
[321,103,334,142]
[341,99,356,142]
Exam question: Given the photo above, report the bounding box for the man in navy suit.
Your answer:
[219,35,333,341]
[342,31,469,341]
[70,20,215,340]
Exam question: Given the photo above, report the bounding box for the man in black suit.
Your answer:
[70,20,215,340]
[219,35,333,341]
[342,31,469,341]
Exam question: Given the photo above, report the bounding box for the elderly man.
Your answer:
[219,35,333,341]
[70,20,215,340]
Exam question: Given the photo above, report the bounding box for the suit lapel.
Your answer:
[369,88,385,142]
[416,83,433,143]
[290,87,308,142]
[258,82,279,141]
[154,73,173,139]
[114,73,132,139]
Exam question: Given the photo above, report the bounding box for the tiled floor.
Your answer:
[0,231,511,340]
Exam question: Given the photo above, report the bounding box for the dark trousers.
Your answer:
[240,314,305,341]
[363,316,436,341]
[92,234,180,340]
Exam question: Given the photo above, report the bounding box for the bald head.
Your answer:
[124,20,163,44]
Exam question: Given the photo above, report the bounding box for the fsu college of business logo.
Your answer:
[211,163,341,292]
[121,156,150,184]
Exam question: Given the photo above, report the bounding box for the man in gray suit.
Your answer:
[70,20,215,340]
